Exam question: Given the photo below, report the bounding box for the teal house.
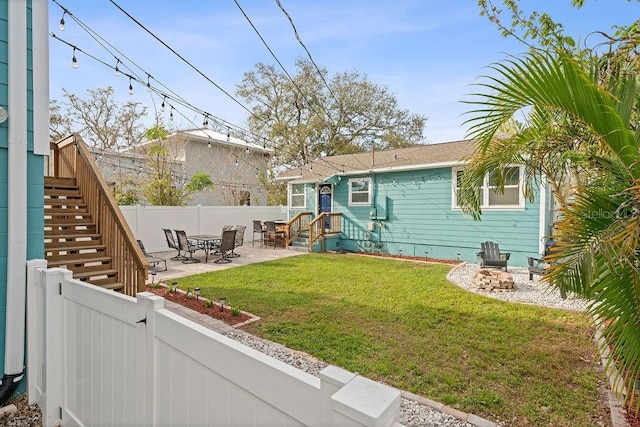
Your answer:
[0,0,49,403]
[277,140,553,266]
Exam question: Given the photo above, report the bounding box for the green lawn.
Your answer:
[174,253,606,427]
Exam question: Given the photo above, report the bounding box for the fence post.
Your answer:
[320,366,401,426]
[135,292,164,426]
[26,259,47,405]
[43,268,73,427]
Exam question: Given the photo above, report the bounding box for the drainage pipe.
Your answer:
[1,0,28,405]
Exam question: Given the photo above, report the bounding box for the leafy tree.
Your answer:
[50,86,148,149]
[140,135,214,206]
[236,58,426,170]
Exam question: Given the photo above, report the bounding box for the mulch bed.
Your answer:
[355,251,463,266]
[145,285,251,326]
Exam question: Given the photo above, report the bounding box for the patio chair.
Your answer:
[477,241,510,271]
[252,220,265,247]
[214,229,237,264]
[137,239,167,272]
[230,225,246,257]
[264,221,285,250]
[528,238,557,280]
[175,229,200,264]
[163,228,186,260]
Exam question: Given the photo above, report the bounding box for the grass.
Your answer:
[174,253,606,427]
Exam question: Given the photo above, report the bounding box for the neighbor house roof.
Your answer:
[122,128,273,156]
[277,139,474,183]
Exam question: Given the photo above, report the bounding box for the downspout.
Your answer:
[1,0,28,405]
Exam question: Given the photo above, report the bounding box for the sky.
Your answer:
[48,0,638,144]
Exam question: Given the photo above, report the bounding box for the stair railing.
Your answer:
[308,213,342,252]
[285,212,313,246]
[49,134,148,296]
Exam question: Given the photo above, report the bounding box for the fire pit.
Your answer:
[472,269,515,292]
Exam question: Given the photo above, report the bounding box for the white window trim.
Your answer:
[452,166,525,211]
[289,183,306,209]
[348,177,371,206]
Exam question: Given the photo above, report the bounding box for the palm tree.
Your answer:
[460,51,640,412]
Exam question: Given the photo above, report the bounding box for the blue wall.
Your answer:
[296,167,543,267]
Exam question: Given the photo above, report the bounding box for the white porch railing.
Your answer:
[26,260,402,427]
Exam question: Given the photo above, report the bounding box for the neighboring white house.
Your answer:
[94,128,272,206]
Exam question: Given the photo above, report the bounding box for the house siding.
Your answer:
[330,168,541,266]
[0,0,44,391]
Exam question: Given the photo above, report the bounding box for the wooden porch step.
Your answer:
[46,251,107,262]
[46,207,89,214]
[93,281,125,291]
[44,199,87,208]
[46,216,94,225]
[45,244,106,259]
[45,232,101,241]
[45,225,97,235]
[48,256,112,268]
[73,268,118,281]
[44,188,82,197]
[44,177,77,189]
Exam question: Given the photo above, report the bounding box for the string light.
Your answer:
[128,76,134,95]
[161,96,166,111]
[59,11,66,30]
[207,140,211,148]
[235,158,239,167]
[146,74,151,92]
[169,106,174,121]
[71,47,78,68]
[227,126,230,141]
[245,144,250,154]
[114,58,120,76]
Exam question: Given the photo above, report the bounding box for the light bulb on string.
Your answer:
[146,74,151,92]
[114,59,120,77]
[59,11,66,31]
[227,126,230,141]
[128,77,134,95]
[71,47,78,69]
[161,96,166,111]
[169,106,174,121]
[235,158,239,167]
[207,140,211,148]
[245,144,250,154]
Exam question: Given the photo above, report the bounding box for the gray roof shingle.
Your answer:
[277,139,473,182]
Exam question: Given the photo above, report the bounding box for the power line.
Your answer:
[107,0,265,124]
[274,0,340,107]
[232,0,333,123]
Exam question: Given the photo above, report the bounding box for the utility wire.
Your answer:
[107,0,265,124]
[50,1,275,151]
[232,0,333,123]
[274,0,340,107]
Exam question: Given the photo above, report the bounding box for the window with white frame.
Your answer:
[290,183,306,208]
[348,178,371,205]
[453,166,523,209]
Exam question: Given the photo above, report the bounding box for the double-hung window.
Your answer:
[290,184,306,208]
[453,166,523,209]
[348,178,371,206]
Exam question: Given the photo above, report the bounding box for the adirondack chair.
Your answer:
[477,241,510,271]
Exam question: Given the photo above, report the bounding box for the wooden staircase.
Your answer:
[45,176,124,291]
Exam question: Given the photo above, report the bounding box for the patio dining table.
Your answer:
[188,234,221,263]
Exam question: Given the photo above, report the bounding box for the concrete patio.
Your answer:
[145,243,306,283]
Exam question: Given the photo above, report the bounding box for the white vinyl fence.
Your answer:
[120,205,288,253]
[26,260,402,427]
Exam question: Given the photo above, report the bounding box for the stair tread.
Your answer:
[46,244,106,252]
[73,268,118,279]
[48,256,112,266]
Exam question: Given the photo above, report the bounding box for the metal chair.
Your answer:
[163,228,186,260]
[264,221,285,249]
[230,225,246,257]
[175,229,200,264]
[252,220,265,247]
[137,239,167,272]
[214,229,237,264]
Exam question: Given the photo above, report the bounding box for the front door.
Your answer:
[318,184,332,229]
